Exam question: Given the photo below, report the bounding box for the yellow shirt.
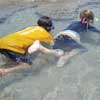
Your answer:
[0,26,53,54]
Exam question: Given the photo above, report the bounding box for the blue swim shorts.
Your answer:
[53,34,83,52]
[0,49,32,65]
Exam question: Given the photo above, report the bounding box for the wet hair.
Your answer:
[80,10,94,21]
[37,16,53,32]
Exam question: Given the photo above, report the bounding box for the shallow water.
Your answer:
[0,0,100,100]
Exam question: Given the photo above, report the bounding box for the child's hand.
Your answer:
[0,69,7,77]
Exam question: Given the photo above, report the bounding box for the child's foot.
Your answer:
[55,49,64,57]
[0,69,7,77]
[28,40,40,54]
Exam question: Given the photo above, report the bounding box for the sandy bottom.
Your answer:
[0,0,100,100]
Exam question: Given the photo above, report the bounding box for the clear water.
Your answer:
[0,0,100,100]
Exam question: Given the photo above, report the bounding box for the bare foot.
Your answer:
[54,49,64,57]
[0,69,7,77]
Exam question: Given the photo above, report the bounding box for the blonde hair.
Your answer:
[80,10,94,21]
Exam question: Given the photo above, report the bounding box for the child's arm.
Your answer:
[56,50,79,67]
[28,40,64,57]
[90,26,100,34]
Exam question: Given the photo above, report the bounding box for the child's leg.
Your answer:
[0,62,32,77]
[28,40,64,57]
[57,50,79,67]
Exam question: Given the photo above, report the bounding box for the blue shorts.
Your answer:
[0,49,32,65]
[53,34,83,52]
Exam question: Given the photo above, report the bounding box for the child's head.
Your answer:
[80,9,94,25]
[37,16,54,32]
